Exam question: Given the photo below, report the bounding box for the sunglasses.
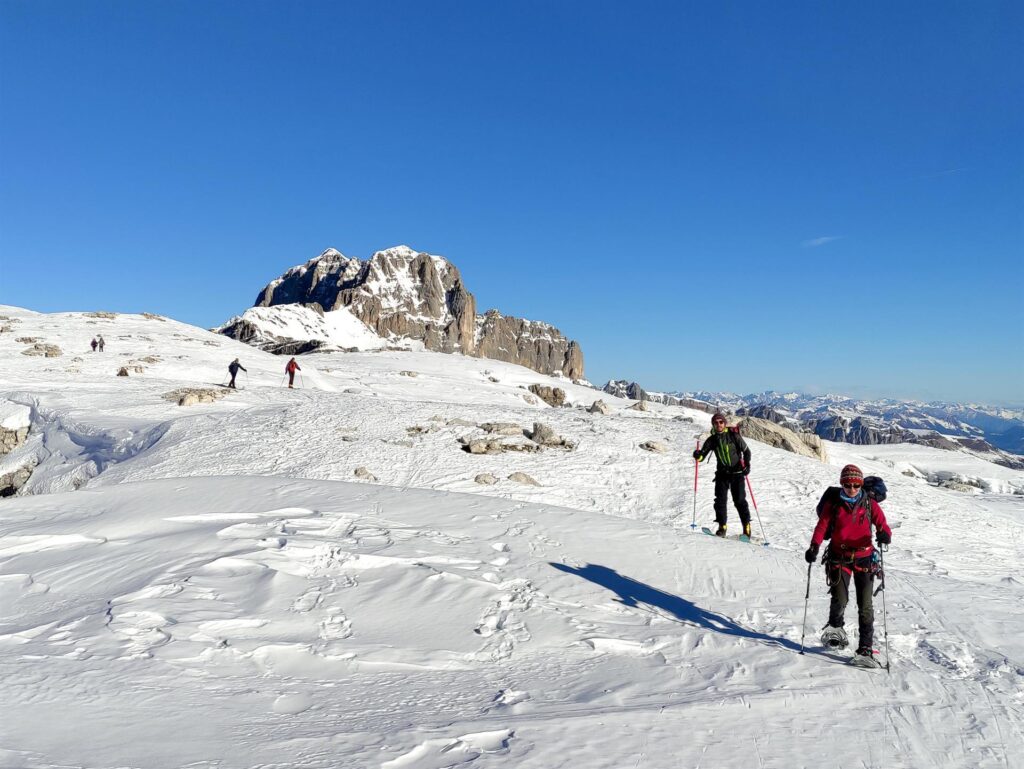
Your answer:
[842,482,862,489]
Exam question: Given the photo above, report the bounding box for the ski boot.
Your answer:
[742,522,752,538]
[715,524,727,537]
[820,625,849,650]
[851,647,882,669]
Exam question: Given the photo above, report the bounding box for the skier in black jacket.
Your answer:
[227,358,246,389]
[693,413,752,537]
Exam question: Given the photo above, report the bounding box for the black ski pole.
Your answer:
[799,562,812,654]
[877,544,891,673]
[690,437,700,529]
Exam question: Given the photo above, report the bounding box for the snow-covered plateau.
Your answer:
[0,304,1022,769]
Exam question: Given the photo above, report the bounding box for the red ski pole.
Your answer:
[741,459,769,545]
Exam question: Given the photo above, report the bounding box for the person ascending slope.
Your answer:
[285,357,301,388]
[227,358,246,389]
[805,464,892,668]
[692,412,752,537]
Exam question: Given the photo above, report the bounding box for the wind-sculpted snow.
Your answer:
[0,305,1022,768]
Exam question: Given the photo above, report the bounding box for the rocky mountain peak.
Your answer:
[239,246,584,379]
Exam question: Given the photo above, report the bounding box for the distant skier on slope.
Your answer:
[97,335,105,352]
[692,412,752,537]
[227,358,246,389]
[804,464,892,668]
[285,357,301,388]
[90,337,98,352]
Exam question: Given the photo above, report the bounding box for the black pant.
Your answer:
[229,374,237,388]
[713,472,750,526]
[827,565,875,650]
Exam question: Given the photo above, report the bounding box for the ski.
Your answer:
[701,526,754,543]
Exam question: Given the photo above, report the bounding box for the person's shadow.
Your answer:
[550,562,813,655]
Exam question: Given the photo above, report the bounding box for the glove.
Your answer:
[692,450,702,460]
[876,530,891,545]
[742,464,751,476]
[804,544,819,564]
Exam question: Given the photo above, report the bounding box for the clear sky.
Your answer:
[1,2,1022,404]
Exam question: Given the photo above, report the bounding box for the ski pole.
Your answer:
[799,562,812,654]
[299,372,304,388]
[878,544,891,673]
[280,374,287,386]
[690,437,700,529]
[741,460,769,545]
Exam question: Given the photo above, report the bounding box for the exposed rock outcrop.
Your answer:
[808,415,914,445]
[736,416,828,462]
[248,246,584,378]
[528,385,566,408]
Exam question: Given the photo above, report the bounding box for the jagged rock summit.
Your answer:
[221,246,584,379]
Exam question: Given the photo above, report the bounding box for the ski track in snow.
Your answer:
[0,306,1022,769]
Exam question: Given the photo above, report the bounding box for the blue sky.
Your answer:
[1,2,1021,404]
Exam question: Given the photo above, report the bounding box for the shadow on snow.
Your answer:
[550,561,813,655]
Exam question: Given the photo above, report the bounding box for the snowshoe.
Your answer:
[851,648,882,669]
[820,626,848,650]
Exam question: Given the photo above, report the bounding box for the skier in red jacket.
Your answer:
[805,464,892,667]
[285,357,301,388]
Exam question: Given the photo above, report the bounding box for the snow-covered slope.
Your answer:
[214,303,391,353]
[1,305,1022,769]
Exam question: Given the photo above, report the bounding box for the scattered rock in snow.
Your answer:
[354,466,378,481]
[399,370,419,378]
[447,418,478,428]
[527,422,575,450]
[137,355,161,364]
[528,384,565,407]
[463,437,542,455]
[488,376,500,383]
[21,343,62,358]
[202,340,221,346]
[407,425,439,436]
[508,472,541,486]
[522,394,538,405]
[15,337,40,344]
[0,456,37,498]
[117,367,129,377]
[673,415,694,423]
[164,387,231,407]
[475,473,499,485]
[587,400,611,415]
[481,422,523,436]
[628,401,649,412]
[639,440,669,453]
[141,312,166,321]
[84,311,118,319]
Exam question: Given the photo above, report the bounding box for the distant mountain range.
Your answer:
[602,381,1024,468]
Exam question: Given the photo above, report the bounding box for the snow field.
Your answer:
[0,306,1022,768]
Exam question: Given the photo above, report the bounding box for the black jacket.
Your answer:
[699,431,751,473]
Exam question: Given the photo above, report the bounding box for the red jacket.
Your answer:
[286,360,300,373]
[811,494,891,558]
